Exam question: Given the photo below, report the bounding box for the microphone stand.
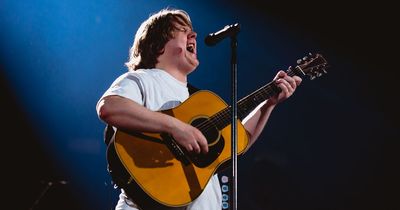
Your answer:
[29,181,54,210]
[230,35,238,210]
[205,22,240,209]
[29,180,68,210]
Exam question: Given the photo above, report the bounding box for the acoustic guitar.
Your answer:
[106,53,328,209]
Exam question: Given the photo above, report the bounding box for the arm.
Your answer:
[97,95,209,153]
[243,71,302,148]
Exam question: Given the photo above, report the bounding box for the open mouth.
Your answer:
[186,43,195,54]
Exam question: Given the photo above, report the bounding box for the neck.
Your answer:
[155,63,190,83]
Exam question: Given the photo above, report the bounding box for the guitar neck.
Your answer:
[208,67,304,129]
[237,81,280,120]
[203,53,329,131]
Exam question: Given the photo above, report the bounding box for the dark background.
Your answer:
[1,1,398,210]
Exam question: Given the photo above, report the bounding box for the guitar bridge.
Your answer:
[161,133,191,165]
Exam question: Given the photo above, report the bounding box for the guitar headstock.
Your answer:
[290,53,329,80]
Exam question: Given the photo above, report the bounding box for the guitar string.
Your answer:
[197,87,274,131]
[194,67,301,134]
[195,85,277,134]
[201,58,327,130]
[195,60,328,133]
[197,88,274,137]
[195,77,280,132]
[196,69,288,132]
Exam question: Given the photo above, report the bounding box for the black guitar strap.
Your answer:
[187,82,200,95]
[104,124,114,146]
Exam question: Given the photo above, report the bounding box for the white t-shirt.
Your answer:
[97,68,222,210]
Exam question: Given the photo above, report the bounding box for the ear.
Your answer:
[158,47,165,55]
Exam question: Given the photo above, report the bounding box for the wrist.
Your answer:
[164,115,181,134]
[264,100,277,110]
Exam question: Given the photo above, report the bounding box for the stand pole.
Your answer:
[29,181,53,210]
[230,35,238,210]
[29,180,67,210]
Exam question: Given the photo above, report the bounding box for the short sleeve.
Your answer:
[96,73,145,114]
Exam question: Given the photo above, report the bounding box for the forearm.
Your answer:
[243,100,276,148]
[243,71,302,149]
[97,95,177,134]
[97,95,209,153]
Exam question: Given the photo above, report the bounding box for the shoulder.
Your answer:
[114,69,153,83]
[124,68,162,80]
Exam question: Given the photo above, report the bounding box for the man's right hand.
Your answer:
[169,118,209,154]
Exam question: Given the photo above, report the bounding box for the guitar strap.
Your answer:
[104,124,114,146]
[187,82,200,95]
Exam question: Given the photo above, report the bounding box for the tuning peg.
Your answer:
[302,56,309,61]
[310,75,316,80]
[297,59,303,64]
[308,52,314,58]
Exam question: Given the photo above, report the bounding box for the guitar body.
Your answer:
[109,90,249,208]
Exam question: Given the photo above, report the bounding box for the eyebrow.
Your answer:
[174,25,191,31]
[173,24,193,34]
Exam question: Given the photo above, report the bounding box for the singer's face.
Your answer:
[162,23,199,73]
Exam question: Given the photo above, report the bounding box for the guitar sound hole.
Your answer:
[191,117,220,146]
[189,117,224,168]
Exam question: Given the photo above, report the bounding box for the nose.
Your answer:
[188,30,197,39]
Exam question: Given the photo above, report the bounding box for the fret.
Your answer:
[198,53,328,132]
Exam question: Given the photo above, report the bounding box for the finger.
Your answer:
[283,75,297,89]
[192,142,201,154]
[274,70,287,80]
[276,79,292,94]
[276,82,289,96]
[293,76,302,86]
[278,70,287,77]
[186,144,193,153]
[197,136,209,154]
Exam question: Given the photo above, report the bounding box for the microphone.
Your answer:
[205,23,240,46]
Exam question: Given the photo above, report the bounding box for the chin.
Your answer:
[183,64,198,74]
[185,59,199,70]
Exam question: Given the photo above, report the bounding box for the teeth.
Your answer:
[186,43,194,53]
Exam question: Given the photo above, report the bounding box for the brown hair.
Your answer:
[125,8,192,71]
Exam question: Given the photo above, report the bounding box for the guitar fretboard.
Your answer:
[198,67,302,132]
